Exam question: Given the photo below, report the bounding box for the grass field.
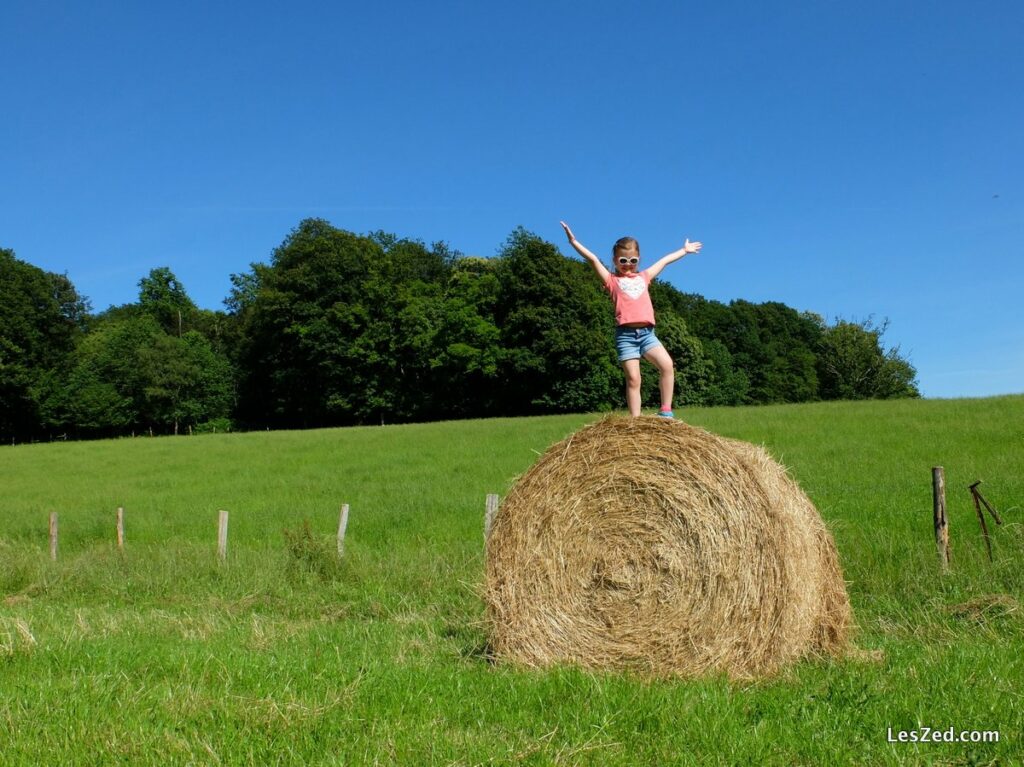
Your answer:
[2,396,1022,765]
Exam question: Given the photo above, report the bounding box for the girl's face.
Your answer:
[614,247,639,275]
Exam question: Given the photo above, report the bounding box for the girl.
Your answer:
[560,221,703,418]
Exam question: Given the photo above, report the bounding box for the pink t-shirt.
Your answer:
[603,269,656,326]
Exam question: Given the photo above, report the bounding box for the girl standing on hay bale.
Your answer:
[560,221,702,418]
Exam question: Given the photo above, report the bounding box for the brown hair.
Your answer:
[612,236,640,259]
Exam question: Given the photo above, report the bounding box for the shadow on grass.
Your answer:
[442,620,495,664]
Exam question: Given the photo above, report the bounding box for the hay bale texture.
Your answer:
[485,416,852,678]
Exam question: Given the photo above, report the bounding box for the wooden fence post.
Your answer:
[969,481,1003,563]
[485,494,499,542]
[116,507,124,550]
[49,513,58,561]
[217,510,229,562]
[337,503,350,558]
[932,467,950,571]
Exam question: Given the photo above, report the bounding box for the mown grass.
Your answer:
[2,397,1022,765]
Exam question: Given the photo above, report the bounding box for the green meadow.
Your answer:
[2,396,1022,766]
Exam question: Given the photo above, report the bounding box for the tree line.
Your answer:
[1,219,918,441]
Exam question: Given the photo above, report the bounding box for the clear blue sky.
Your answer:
[2,1,1021,398]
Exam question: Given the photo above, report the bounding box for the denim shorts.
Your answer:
[615,325,662,362]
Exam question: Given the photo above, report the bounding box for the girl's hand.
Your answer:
[560,221,576,243]
[684,239,703,255]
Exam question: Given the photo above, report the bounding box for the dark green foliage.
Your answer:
[37,315,160,432]
[700,339,751,406]
[137,330,235,433]
[37,313,235,436]
[0,248,89,439]
[232,218,459,426]
[650,312,713,406]
[492,228,619,414]
[4,223,921,438]
[660,292,824,404]
[817,318,920,400]
[138,266,198,336]
[676,297,823,404]
[427,257,502,416]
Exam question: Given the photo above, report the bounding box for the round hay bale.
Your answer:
[485,416,852,678]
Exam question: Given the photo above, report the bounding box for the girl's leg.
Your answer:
[622,358,642,417]
[643,345,675,412]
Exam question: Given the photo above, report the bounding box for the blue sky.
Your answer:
[2,1,1021,398]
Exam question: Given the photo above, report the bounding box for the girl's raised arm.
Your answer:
[645,238,703,280]
[561,221,611,282]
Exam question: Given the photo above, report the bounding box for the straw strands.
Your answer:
[485,416,852,678]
